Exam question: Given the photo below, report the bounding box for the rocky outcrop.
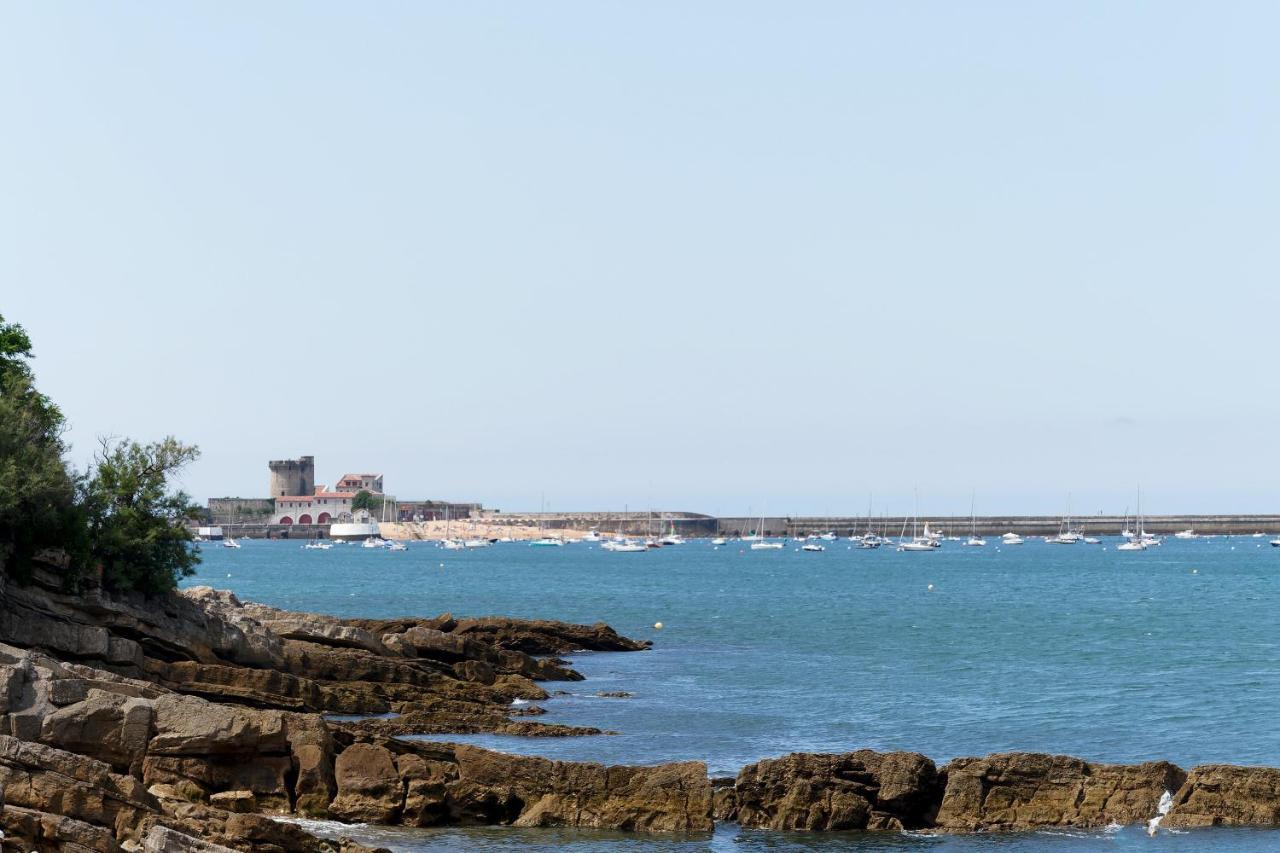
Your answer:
[934,752,1186,831]
[727,750,941,831]
[1165,765,1280,827]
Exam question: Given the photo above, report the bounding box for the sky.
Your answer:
[2,3,1278,517]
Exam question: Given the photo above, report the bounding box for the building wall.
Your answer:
[336,474,384,494]
[395,501,482,522]
[206,498,275,525]
[272,494,353,525]
[268,456,314,498]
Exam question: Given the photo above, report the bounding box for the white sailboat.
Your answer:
[1047,495,1083,544]
[749,512,783,549]
[1118,489,1150,551]
[965,491,986,547]
[898,493,938,552]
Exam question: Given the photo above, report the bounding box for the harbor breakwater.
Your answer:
[210,513,1280,540]
[483,512,1280,539]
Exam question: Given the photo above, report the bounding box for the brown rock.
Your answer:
[451,743,713,832]
[1165,764,1280,827]
[330,743,402,823]
[150,694,286,756]
[935,752,1185,831]
[285,714,337,818]
[395,751,457,826]
[39,689,154,772]
[209,789,257,813]
[142,824,240,852]
[731,750,940,831]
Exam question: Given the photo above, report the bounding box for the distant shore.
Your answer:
[204,513,1280,540]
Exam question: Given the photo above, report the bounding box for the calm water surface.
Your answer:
[189,536,1280,850]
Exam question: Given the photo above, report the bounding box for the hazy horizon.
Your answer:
[5,3,1278,517]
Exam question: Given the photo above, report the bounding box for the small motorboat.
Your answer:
[1117,539,1148,551]
[965,536,987,547]
[750,540,784,550]
[463,539,490,549]
[801,543,825,552]
[222,538,241,549]
[603,539,648,553]
[1174,529,1197,539]
[711,537,727,546]
[1000,533,1025,545]
[386,540,407,552]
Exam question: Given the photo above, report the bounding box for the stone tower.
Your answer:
[268,456,314,498]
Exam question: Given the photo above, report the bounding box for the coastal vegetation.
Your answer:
[351,488,379,514]
[0,312,199,593]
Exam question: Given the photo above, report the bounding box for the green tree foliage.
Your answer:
[1,314,201,594]
[0,315,86,580]
[81,437,202,593]
[351,489,379,514]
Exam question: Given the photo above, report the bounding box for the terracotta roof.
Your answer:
[277,493,357,502]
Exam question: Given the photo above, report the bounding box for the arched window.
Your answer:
[299,514,313,525]
[317,512,331,524]
[279,516,294,525]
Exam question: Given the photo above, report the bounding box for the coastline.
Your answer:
[3,560,1280,849]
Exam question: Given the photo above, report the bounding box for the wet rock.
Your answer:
[731,750,941,831]
[1165,764,1280,827]
[935,752,1186,831]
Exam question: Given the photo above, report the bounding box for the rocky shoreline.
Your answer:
[2,562,1280,850]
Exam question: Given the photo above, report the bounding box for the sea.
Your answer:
[185,534,1280,851]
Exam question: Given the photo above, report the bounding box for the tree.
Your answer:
[0,315,85,581]
[351,490,379,514]
[81,437,202,594]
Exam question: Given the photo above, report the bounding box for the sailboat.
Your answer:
[1047,495,1083,544]
[438,506,464,550]
[965,491,986,546]
[898,492,938,552]
[750,511,783,550]
[853,495,883,547]
[1118,489,1150,551]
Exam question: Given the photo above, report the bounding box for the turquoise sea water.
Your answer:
[187,536,1280,851]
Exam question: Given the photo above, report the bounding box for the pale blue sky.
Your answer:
[3,3,1277,516]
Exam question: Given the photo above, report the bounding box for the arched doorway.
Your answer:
[279,516,294,525]
[299,514,313,525]
[317,512,331,524]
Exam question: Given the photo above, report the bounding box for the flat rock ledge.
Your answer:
[4,565,1280,848]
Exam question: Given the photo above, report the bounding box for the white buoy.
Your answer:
[1192,568,1198,574]
[654,622,664,630]
[927,584,934,592]
[226,573,231,578]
